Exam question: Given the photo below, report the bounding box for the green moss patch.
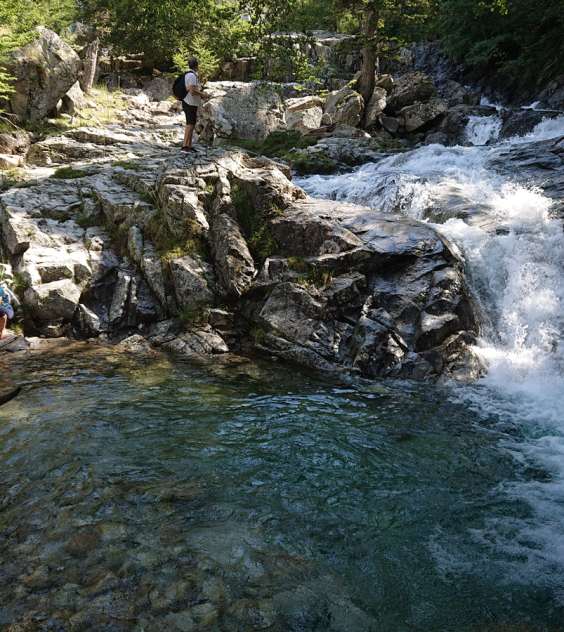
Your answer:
[49,166,90,179]
[145,210,210,264]
[231,184,278,263]
[281,151,336,174]
[228,130,317,159]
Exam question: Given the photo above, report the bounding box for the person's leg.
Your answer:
[183,124,191,148]
[0,314,8,340]
[186,123,195,148]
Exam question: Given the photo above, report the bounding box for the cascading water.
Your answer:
[298,113,564,597]
[464,114,502,145]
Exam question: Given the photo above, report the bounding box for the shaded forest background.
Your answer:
[1,0,564,96]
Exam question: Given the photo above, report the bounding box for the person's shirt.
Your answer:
[184,70,201,107]
[0,286,12,311]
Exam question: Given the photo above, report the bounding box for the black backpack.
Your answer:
[172,70,196,101]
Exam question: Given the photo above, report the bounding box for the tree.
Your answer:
[334,0,432,104]
[434,0,564,87]
[79,0,249,70]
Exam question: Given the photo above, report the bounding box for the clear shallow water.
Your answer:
[296,116,564,631]
[1,347,563,631]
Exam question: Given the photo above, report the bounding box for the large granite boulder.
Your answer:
[142,77,172,101]
[1,27,81,121]
[285,95,325,133]
[324,87,364,127]
[398,98,448,132]
[364,87,388,131]
[169,256,215,311]
[198,81,285,141]
[386,72,436,114]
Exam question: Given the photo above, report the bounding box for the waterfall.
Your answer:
[465,115,502,145]
[298,115,564,586]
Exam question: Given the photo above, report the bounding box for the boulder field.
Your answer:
[0,98,482,382]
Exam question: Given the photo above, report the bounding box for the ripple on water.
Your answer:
[0,348,562,631]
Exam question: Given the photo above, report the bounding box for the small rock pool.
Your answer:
[0,345,561,631]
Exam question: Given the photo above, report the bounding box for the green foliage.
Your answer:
[0,0,77,103]
[231,183,278,263]
[281,150,336,174]
[288,257,333,287]
[250,324,267,344]
[179,308,209,327]
[111,160,140,170]
[80,0,246,70]
[75,214,102,230]
[173,35,221,82]
[49,166,91,179]
[433,0,564,85]
[228,130,317,159]
[12,272,29,296]
[104,221,130,258]
[145,209,209,263]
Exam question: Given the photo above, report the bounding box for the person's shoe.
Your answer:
[181,146,196,153]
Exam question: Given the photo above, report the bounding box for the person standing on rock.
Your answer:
[181,57,209,153]
[0,286,14,340]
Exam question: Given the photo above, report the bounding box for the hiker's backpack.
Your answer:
[172,70,196,101]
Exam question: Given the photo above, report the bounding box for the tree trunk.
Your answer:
[79,38,99,95]
[360,10,378,108]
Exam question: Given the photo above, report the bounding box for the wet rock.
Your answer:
[163,611,195,631]
[386,71,436,114]
[67,530,102,557]
[258,283,324,343]
[397,98,448,132]
[116,333,153,352]
[0,335,29,353]
[498,109,560,139]
[161,329,229,356]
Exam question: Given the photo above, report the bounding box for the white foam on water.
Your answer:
[480,95,503,109]
[298,129,564,588]
[465,115,502,145]
[507,113,564,144]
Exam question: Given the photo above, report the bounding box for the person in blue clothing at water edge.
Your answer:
[0,286,14,339]
[181,57,209,153]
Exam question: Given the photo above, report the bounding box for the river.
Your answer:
[1,115,564,631]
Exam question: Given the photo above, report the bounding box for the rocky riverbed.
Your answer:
[0,91,482,382]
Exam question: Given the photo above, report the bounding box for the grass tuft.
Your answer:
[50,166,90,179]
[227,130,317,159]
[179,308,209,327]
[231,184,278,263]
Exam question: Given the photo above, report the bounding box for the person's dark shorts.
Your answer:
[182,101,198,126]
[0,305,14,320]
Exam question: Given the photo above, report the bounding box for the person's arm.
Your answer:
[189,84,209,100]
